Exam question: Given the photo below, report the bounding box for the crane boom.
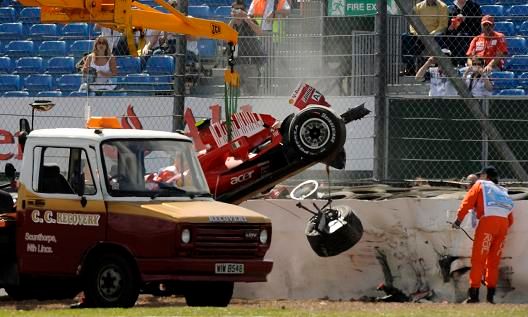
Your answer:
[18,0,238,56]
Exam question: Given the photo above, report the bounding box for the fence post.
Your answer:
[173,0,188,132]
[374,0,388,180]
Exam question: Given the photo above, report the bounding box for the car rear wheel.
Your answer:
[288,106,346,159]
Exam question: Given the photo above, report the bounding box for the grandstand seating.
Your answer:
[0,56,13,73]
[490,71,516,90]
[0,23,23,40]
[0,74,20,91]
[496,88,525,95]
[189,5,211,18]
[3,91,29,97]
[18,7,40,24]
[518,72,528,87]
[505,55,528,72]
[68,40,94,59]
[481,5,504,17]
[5,40,34,57]
[46,56,76,74]
[121,73,152,92]
[494,21,515,36]
[506,37,527,55]
[14,56,43,74]
[145,55,175,75]
[477,0,496,5]
[197,39,217,59]
[37,90,62,97]
[56,74,83,93]
[213,6,231,22]
[29,24,58,41]
[38,40,67,58]
[0,7,16,24]
[24,74,53,95]
[116,56,141,75]
[498,0,527,5]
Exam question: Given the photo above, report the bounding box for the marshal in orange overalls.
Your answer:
[455,178,514,302]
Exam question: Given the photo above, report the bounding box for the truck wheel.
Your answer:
[83,253,139,308]
[288,106,346,159]
[184,281,233,307]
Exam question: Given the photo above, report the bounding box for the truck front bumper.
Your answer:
[137,258,273,283]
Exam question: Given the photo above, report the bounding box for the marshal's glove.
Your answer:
[452,219,461,229]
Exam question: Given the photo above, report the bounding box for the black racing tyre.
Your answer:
[305,206,363,257]
[184,281,234,307]
[288,106,346,159]
[279,113,295,145]
[83,253,140,308]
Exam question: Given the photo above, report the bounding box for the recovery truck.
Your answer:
[0,111,272,308]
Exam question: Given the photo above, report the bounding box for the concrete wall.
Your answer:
[236,198,528,303]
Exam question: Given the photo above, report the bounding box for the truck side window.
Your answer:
[34,147,96,195]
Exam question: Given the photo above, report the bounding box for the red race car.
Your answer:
[185,83,370,204]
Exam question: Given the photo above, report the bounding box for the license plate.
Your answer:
[215,263,244,274]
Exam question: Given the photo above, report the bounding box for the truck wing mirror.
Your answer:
[20,118,31,133]
[5,163,16,181]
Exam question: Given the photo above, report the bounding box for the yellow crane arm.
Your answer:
[18,0,238,56]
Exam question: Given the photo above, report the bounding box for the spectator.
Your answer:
[415,48,458,97]
[462,57,493,97]
[400,0,449,76]
[445,0,482,66]
[96,25,123,56]
[113,28,147,56]
[466,15,508,72]
[229,0,266,95]
[80,36,117,92]
[248,0,290,33]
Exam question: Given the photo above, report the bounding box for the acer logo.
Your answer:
[230,170,254,185]
[211,24,221,35]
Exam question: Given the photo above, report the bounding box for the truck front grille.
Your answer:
[191,224,262,258]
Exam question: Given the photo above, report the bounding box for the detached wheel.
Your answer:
[184,281,234,307]
[305,206,363,257]
[289,106,346,159]
[83,253,140,308]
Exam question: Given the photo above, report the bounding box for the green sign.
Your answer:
[328,0,397,17]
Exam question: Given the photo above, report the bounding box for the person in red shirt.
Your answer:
[452,166,514,304]
[466,15,508,72]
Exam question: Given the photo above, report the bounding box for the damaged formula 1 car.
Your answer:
[184,83,371,205]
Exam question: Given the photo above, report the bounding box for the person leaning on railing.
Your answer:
[461,57,493,97]
[415,48,458,97]
[400,0,449,77]
[466,15,508,73]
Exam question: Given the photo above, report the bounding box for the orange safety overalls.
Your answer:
[456,180,514,288]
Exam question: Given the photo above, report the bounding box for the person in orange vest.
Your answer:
[248,0,290,32]
[452,166,514,304]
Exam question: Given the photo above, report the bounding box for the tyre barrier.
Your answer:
[305,205,363,257]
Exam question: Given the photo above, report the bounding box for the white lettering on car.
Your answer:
[230,170,254,185]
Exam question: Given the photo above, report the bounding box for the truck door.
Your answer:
[18,146,106,276]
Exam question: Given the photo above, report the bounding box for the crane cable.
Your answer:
[224,42,240,142]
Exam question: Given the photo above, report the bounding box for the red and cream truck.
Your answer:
[0,117,272,308]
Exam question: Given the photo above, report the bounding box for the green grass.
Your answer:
[0,300,528,317]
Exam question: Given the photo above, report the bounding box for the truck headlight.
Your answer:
[181,228,191,244]
[259,229,268,244]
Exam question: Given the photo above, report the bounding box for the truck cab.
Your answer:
[0,120,272,307]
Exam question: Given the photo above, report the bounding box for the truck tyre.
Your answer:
[305,206,363,257]
[184,281,234,307]
[288,106,346,159]
[84,253,140,308]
